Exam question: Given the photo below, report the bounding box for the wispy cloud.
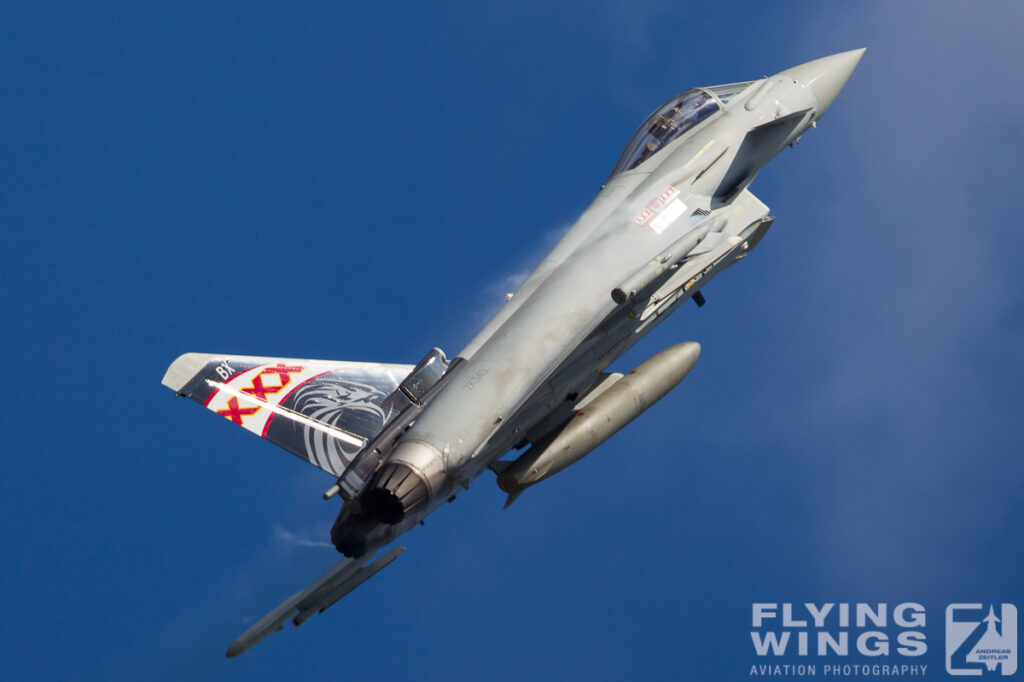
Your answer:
[272,523,333,549]
[459,225,572,346]
[768,1,1024,591]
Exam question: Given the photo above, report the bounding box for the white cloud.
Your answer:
[272,523,334,549]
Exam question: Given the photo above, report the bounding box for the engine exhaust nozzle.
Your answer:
[361,440,446,525]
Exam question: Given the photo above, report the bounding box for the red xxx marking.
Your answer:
[240,364,304,401]
[216,397,261,425]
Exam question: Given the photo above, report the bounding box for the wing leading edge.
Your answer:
[226,546,406,657]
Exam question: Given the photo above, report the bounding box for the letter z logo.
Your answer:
[947,603,1017,676]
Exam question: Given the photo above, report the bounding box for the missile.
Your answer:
[611,220,722,304]
[496,342,700,505]
[225,546,405,657]
[290,546,404,626]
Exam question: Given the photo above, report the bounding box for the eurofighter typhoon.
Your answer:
[162,49,864,656]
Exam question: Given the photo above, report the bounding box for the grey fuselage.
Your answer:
[337,50,863,554]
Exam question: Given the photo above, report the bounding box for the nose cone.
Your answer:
[780,48,865,117]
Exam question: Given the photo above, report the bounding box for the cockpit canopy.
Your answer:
[609,81,755,177]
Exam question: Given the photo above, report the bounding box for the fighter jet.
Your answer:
[162,49,864,656]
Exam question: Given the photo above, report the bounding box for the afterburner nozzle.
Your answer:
[361,440,446,525]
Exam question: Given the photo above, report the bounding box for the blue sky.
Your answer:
[2,2,1023,680]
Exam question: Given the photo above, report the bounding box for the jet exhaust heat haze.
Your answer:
[161,49,865,656]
